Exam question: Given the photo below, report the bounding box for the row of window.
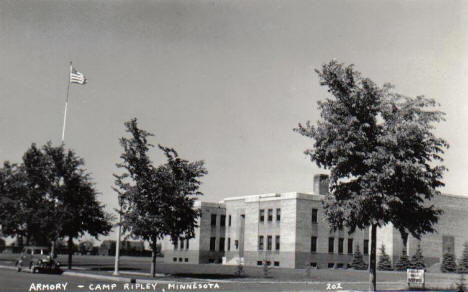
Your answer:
[209,208,319,226]
[210,214,231,227]
[173,257,189,263]
[259,209,281,222]
[310,237,369,255]
[257,260,280,267]
[258,235,280,251]
[209,237,239,252]
[173,238,190,250]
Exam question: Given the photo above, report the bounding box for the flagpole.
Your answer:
[61,62,72,143]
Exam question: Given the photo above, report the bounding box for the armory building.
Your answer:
[162,175,468,269]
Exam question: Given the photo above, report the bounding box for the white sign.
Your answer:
[407,269,425,288]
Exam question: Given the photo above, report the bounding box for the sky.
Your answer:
[1,0,468,239]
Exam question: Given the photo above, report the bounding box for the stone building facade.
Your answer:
[162,175,468,269]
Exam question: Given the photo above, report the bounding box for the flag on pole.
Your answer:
[70,66,87,85]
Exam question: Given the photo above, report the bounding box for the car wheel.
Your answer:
[16,263,22,272]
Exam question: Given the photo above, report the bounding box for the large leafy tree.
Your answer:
[41,143,113,269]
[0,162,34,245]
[0,145,57,246]
[0,143,112,269]
[295,60,448,290]
[114,118,207,277]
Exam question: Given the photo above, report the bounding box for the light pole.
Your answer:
[113,204,122,276]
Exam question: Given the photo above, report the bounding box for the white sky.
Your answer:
[1,0,467,238]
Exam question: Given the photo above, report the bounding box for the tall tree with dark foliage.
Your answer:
[295,60,448,290]
[114,118,207,277]
[0,143,112,269]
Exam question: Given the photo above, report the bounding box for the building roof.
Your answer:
[220,191,323,203]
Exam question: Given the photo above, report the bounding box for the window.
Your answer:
[443,235,455,254]
[186,239,189,250]
[210,237,216,251]
[180,238,184,250]
[235,240,239,250]
[211,214,217,226]
[311,236,317,252]
[228,238,231,251]
[259,209,265,222]
[228,215,232,226]
[173,238,178,250]
[274,261,280,267]
[312,209,318,223]
[219,237,225,252]
[347,238,353,254]
[267,235,272,251]
[266,261,271,266]
[328,263,334,269]
[257,261,263,266]
[258,236,264,250]
[275,235,280,251]
[310,262,317,268]
[209,259,215,263]
[220,215,226,227]
[184,258,188,262]
[338,238,344,254]
[267,209,273,221]
[363,239,369,255]
[173,257,177,262]
[276,208,281,221]
[179,258,183,262]
[336,263,344,269]
[328,237,335,253]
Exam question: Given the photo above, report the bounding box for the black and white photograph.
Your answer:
[0,0,467,291]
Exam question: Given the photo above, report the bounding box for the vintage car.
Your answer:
[15,246,60,273]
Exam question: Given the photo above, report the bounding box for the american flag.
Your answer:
[70,66,87,85]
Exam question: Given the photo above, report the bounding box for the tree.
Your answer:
[0,238,5,252]
[410,244,425,269]
[441,253,457,273]
[41,143,112,269]
[377,244,392,271]
[458,241,468,273]
[350,244,368,270]
[114,118,207,277]
[0,162,32,244]
[394,247,411,271]
[0,146,58,246]
[295,60,448,290]
[0,143,112,269]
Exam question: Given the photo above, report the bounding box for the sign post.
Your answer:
[407,269,425,289]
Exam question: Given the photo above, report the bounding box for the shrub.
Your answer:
[377,244,393,271]
[410,244,426,270]
[441,253,457,273]
[458,241,468,273]
[350,244,367,270]
[395,247,411,271]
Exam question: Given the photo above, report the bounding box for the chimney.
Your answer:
[313,174,329,195]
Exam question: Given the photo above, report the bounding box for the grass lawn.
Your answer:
[0,253,465,290]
